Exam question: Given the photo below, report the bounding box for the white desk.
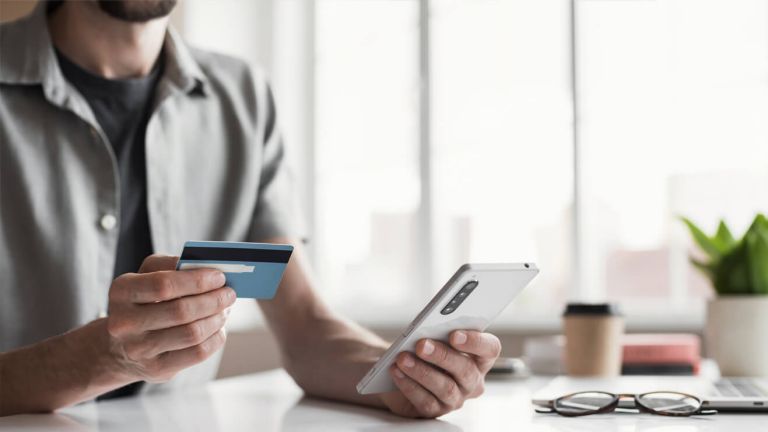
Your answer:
[1,370,764,431]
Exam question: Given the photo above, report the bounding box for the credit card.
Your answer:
[176,241,293,299]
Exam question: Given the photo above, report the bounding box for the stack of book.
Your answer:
[621,333,701,375]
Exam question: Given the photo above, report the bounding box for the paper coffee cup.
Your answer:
[563,303,624,377]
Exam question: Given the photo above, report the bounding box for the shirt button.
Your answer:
[100,213,117,231]
[97,309,107,319]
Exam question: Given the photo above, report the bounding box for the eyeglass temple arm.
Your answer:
[534,400,555,413]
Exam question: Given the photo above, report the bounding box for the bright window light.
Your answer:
[180,0,768,329]
[314,0,422,310]
[577,0,768,312]
[430,0,573,321]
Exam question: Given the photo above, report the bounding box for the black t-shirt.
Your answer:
[56,50,162,400]
[56,49,160,278]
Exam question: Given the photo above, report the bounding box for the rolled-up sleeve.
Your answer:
[247,77,304,242]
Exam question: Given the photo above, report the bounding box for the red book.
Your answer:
[622,334,701,375]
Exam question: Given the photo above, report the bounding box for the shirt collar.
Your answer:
[0,1,208,97]
[163,27,208,95]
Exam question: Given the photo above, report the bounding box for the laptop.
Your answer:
[532,376,768,412]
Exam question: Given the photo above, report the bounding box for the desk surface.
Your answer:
[1,370,764,431]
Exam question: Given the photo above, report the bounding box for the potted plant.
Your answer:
[682,214,768,376]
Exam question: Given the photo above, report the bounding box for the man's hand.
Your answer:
[254,239,501,419]
[380,330,502,418]
[106,255,235,382]
[0,254,236,415]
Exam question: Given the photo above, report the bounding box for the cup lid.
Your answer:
[563,303,622,316]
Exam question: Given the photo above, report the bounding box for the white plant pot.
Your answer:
[705,296,768,376]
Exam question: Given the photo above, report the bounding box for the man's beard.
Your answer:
[97,0,178,23]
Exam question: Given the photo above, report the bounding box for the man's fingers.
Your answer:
[116,268,226,304]
[138,254,179,273]
[395,352,464,409]
[137,286,235,331]
[153,328,227,379]
[413,339,481,394]
[449,331,502,373]
[389,365,446,418]
[141,311,229,357]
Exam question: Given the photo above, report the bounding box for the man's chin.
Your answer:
[97,0,178,23]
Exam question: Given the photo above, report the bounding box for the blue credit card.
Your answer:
[176,241,293,299]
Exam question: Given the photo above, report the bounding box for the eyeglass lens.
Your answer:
[637,392,701,414]
[554,392,615,415]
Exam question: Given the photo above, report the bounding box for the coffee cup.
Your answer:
[563,303,624,377]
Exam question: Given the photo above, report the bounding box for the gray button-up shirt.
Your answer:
[0,4,300,391]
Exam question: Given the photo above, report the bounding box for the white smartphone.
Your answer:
[356,263,539,394]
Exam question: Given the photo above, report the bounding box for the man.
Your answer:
[0,0,502,418]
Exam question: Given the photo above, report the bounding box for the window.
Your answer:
[576,0,768,324]
[313,0,574,324]
[430,0,573,323]
[314,1,422,311]
[180,0,768,329]
[313,0,768,328]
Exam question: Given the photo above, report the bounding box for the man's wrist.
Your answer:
[0,318,139,415]
[61,318,137,394]
[84,318,137,387]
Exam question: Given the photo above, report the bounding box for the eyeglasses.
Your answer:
[535,391,718,417]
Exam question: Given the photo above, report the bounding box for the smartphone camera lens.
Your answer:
[441,280,478,315]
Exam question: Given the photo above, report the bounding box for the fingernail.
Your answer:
[393,368,405,379]
[212,271,226,286]
[454,331,467,345]
[422,340,435,356]
[402,355,415,368]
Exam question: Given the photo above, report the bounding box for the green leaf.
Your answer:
[690,257,715,283]
[714,241,752,295]
[680,217,722,260]
[683,213,768,295]
[753,213,768,233]
[746,229,768,295]
[713,220,736,252]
